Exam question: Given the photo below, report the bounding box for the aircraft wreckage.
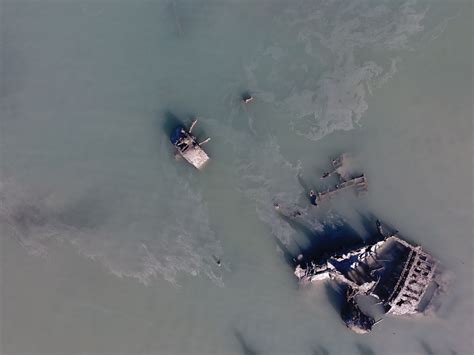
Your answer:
[294,221,441,334]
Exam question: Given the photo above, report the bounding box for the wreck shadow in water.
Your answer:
[273,213,375,275]
[161,111,186,137]
[356,212,383,244]
[324,280,347,316]
[272,233,299,270]
[297,175,314,204]
[288,218,365,266]
[233,330,259,355]
[355,343,376,355]
[241,91,252,102]
[275,213,383,317]
[418,339,436,355]
[313,345,330,355]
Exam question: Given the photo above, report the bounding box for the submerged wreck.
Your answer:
[315,154,368,204]
[294,221,440,334]
[170,119,210,170]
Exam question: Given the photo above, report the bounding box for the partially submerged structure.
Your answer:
[170,119,210,170]
[294,221,440,334]
[315,154,368,204]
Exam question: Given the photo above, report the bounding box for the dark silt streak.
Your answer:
[313,345,330,355]
[233,329,259,355]
[355,343,376,355]
[170,0,183,37]
[418,339,436,355]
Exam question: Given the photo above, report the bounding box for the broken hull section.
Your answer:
[170,126,210,170]
[179,147,210,170]
[294,225,441,333]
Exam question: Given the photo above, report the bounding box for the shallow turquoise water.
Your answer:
[0,1,472,354]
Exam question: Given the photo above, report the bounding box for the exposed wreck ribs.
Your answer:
[317,154,368,204]
[317,175,368,203]
[294,225,440,333]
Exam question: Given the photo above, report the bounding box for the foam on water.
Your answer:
[0,167,224,287]
[245,0,428,140]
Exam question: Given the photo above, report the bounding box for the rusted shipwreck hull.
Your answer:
[170,120,210,170]
[295,225,439,334]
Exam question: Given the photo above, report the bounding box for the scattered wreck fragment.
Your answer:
[170,119,210,170]
[241,91,254,104]
[315,154,368,204]
[294,221,440,334]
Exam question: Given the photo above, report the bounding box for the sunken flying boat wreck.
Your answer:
[170,119,210,170]
[295,221,441,334]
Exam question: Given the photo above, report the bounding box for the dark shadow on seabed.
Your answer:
[283,216,365,266]
[271,213,371,276]
[241,91,253,102]
[161,111,186,137]
[313,345,330,355]
[323,280,347,315]
[356,212,381,244]
[355,343,376,355]
[274,212,386,314]
[297,175,314,204]
[149,110,186,167]
[297,175,310,191]
[56,188,111,229]
[233,330,259,355]
[161,110,210,143]
[356,210,424,250]
[418,339,436,355]
[272,234,298,269]
[166,0,183,37]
